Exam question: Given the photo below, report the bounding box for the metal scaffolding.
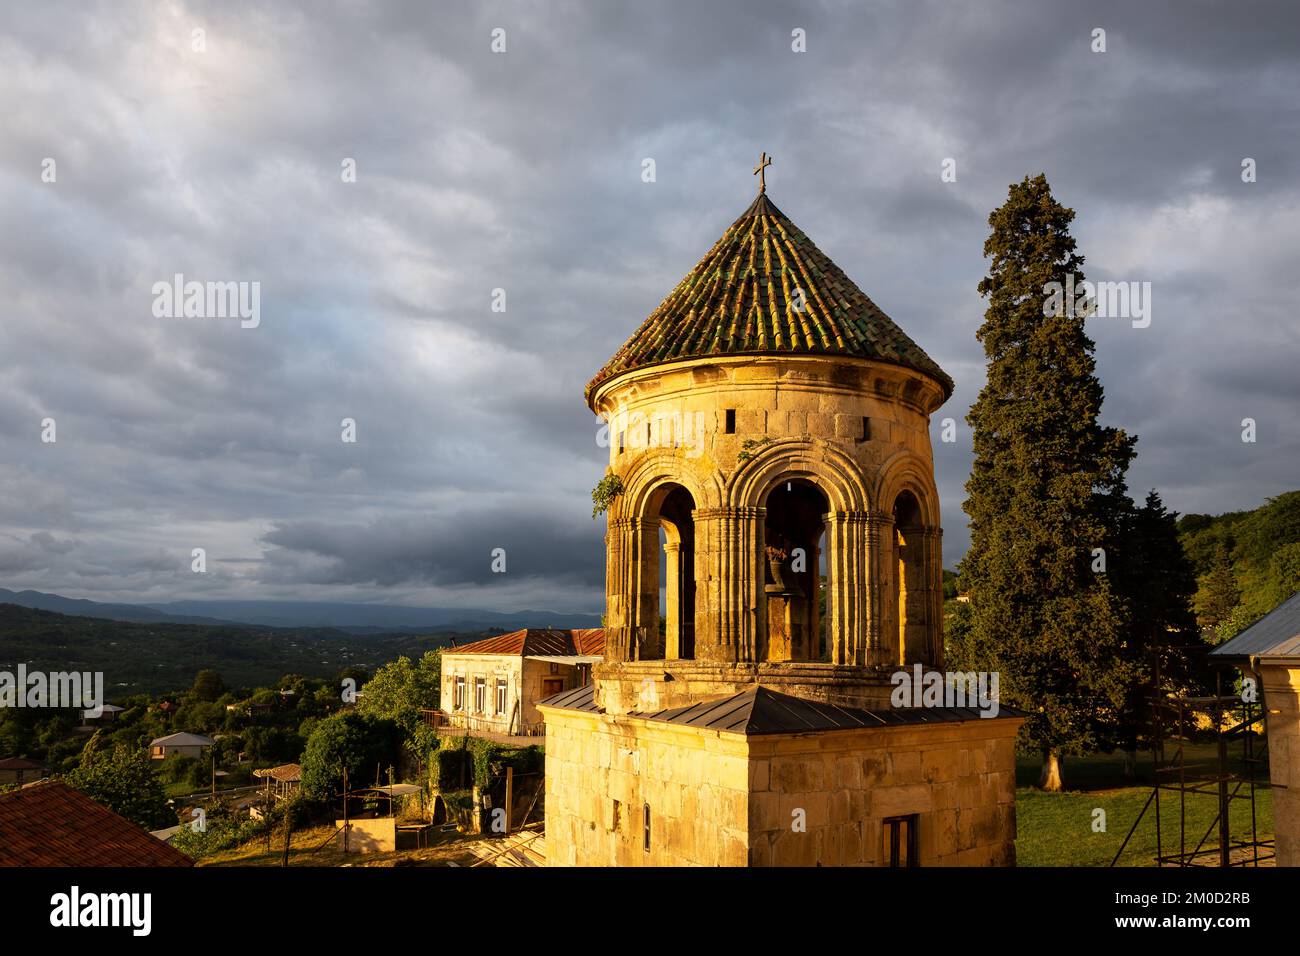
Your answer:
[1111,668,1274,867]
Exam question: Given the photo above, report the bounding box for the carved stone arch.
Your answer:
[726,439,871,513]
[618,452,717,521]
[605,452,709,664]
[875,451,943,668]
[722,439,873,667]
[875,452,940,526]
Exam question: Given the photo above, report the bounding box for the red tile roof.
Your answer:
[448,627,605,657]
[0,781,193,867]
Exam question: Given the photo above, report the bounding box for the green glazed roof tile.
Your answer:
[586,192,953,403]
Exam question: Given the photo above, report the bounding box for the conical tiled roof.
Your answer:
[586,192,953,404]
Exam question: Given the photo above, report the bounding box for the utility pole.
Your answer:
[341,766,350,854]
[280,796,293,867]
[504,766,514,834]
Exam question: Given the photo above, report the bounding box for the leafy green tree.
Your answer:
[299,712,403,800]
[356,651,441,740]
[63,731,174,830]
[958,173,1139,792]
[190,669,226,702]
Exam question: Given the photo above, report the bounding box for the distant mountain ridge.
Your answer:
[0,588,601,633]
[0,588,233,626]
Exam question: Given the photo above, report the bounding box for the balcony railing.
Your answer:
[420,709,545,737]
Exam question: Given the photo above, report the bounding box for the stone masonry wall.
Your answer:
[746,719,1019,866]
[542,708,749,866]
[541,705,1022,867]
[1261,663,1299,866]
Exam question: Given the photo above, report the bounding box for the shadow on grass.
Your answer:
[1015,743,1274,867]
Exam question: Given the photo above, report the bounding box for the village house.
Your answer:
[81,702,124,724]
[433,628,603,737]
[1210,590,1300,866]
[538,162,1026,866]
[0,757,49,787]
[147,731,214,760]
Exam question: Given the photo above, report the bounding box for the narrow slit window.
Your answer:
[883,814,919,867]
[862,417,872,441]
[643,803,652,852]
[725,409,736,434]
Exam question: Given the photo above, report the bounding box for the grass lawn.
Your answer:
[1015,743,1274,866]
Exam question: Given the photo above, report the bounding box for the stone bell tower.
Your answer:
[539,159,1023,868]
[585,163,951,715]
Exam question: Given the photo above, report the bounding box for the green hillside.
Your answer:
[1178,490,1300,641]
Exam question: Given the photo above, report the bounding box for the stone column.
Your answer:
[629,516,662,660]
[865,510,896,667]
[663,540,682,659]
[922,527,944,668]
[824,510,869,665]
[604,517,631,662]
[694,507,764,663]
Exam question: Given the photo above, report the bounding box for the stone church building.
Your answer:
[539,162,1024,866]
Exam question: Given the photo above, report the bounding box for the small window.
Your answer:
[474,678,486,714]
[643,803,652,852]
[724,409,736,434]
[883,814,919,867]
[549,662,560,675]
[862,417,872,441]
[453,677,465,711]
[495,680,507,716]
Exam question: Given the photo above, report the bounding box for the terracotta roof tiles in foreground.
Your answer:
[448,627,605,657]
[0,781,193,867]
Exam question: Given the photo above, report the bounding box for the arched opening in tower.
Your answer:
[646,484,696,661]
[892,490,928,665]
[762,479,828,663]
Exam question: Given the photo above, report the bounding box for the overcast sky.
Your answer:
[1,0,1297,614]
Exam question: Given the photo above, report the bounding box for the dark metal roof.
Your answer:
[536,682,601,712]
[635,685,1020,736]
[536,682,1023,733]
[1210,591,1300,661]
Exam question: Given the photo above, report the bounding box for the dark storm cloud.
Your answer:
[0,0,1296,610]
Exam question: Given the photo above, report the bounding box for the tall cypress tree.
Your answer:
[959,174,1138,791]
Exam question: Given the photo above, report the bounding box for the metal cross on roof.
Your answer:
[753,151,772,193]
